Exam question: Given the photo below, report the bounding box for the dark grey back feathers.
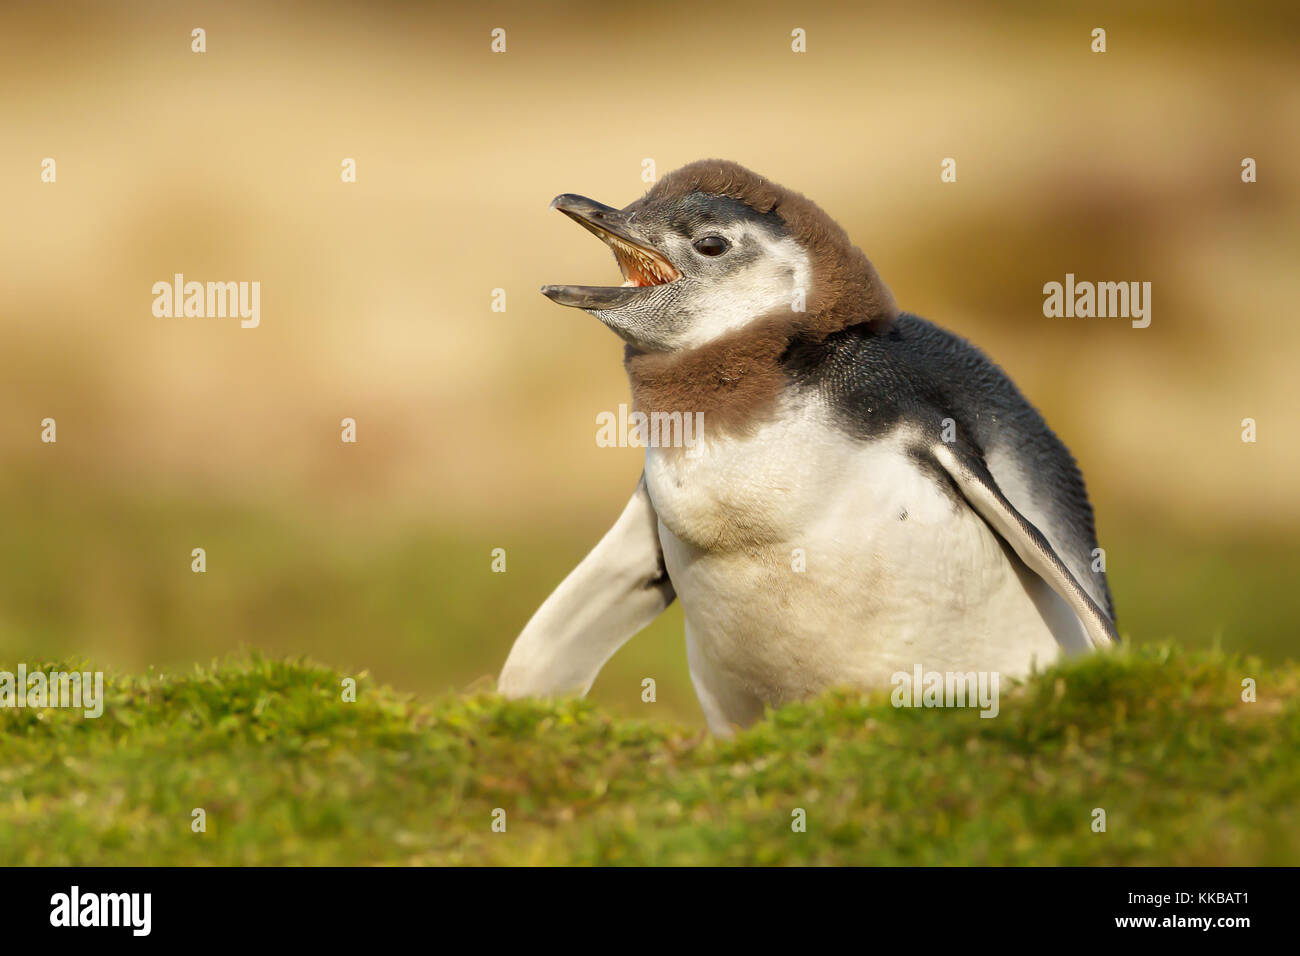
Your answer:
[782,313,1116,622]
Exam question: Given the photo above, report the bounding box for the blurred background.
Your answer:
[1,0,1296,725]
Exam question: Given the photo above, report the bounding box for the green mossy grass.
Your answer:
[2,645,1295,865]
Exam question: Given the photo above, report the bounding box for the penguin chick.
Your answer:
[499,159,1116,734]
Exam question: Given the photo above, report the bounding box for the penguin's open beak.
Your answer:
[541,194,681,311]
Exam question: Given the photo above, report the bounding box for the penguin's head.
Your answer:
[541,160,895,353]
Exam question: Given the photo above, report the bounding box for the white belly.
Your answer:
[644,397,1072,732]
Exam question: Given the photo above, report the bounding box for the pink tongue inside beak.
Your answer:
[617,252,657,286]
[608,240,679,288]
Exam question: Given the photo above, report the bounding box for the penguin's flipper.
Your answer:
[931,443,1117,650]
[498,474,675,698]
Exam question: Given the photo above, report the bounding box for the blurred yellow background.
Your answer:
[2,1,1297,725]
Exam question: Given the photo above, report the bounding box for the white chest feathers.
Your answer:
[642,396,1071,731]
[644,397,952,552]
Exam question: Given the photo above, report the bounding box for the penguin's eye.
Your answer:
[692,236,730,257]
